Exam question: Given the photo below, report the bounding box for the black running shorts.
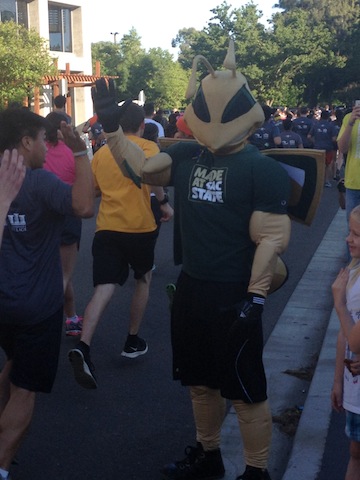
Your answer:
[92,230,158,286]
[171,271,268,403]
[0,308,63,393]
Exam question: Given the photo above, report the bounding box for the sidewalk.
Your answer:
[220,208,348,479]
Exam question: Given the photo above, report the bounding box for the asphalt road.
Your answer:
[6,182,342,480]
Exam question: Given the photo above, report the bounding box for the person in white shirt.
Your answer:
[332,204,360,480]
[143,102,165,137]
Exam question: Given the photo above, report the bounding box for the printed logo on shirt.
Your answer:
[7,213,27,232]
[189,165,227,204]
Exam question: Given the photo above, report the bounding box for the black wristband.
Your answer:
[159,193,169,205]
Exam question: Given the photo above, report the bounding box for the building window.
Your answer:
[0,0,29,28]
[49,4,72,52]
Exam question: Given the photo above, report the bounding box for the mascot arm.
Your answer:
[106,129,172,187]
[248,211,291,298]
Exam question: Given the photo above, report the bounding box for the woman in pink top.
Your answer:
[44,112,83,336]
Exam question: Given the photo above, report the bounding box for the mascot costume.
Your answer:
[91,40,324,480]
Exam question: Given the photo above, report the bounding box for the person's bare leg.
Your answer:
[345,440,360,480]
[60,243,78,317]
[80,283,116,346]
[325,163,333,184]
[69,284,116,388]
[0,384,35,471]
[60,243,78,293]
[64,280,76,319]
[128,271,152,335]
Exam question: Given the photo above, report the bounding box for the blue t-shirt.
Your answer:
[0,168,73,324]
[248,119,281,150]
[292,117,314,148]
[280,130,303,148]
[309,119,338,151]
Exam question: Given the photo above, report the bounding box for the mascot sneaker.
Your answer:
[161,442,225,479]
[236,465,272,480]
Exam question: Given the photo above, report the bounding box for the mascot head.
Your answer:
[183,39,264,154]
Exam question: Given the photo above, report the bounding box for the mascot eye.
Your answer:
[221,85,256,123]
[192,86,211,123]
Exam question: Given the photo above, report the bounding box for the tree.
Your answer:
[270,8,346,105]
[172,1,356,106]
[92,28,189,110]
[273,0,360,104]
[173,3,271,98]
[90,1,360,108]
[0,21,55,108]
[130,48,189,109]
[91,28,145,101]
[116,28,145,97]
[275,1,360,57]
[91,41,121,76]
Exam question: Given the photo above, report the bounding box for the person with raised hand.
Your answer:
[0,108,94,480]
[0,149,25,246]
[90,40,291,480]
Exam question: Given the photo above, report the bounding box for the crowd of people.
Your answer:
[118,101,348,192]
[248,103,348,188]
[0,56,360,480]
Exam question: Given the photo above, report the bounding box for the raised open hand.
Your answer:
[60,121,87,154]
[0,149,26,206]
[91,78,132,133]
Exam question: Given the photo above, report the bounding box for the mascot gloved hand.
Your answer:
[230,294,265,340]
[238,293,265,320]
[91,78,131,133]
[91,79,154,187]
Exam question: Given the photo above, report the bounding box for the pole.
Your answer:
[110,32,119,44]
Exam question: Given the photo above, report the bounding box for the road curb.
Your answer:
[282,308,339,479]
[281,208,347,479]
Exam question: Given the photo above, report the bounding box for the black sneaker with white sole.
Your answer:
[121,334,148,358]
[68,341,97,389]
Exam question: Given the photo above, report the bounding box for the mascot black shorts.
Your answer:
[171,271,268,403]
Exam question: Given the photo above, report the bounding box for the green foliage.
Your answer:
[92,31,189,110]
[0,21,55,108]
[130,48,189,109]
[3,1,360,112]
[91,0,360,108]
[91,41,122,76]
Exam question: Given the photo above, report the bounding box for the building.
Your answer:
[0,0,97,126]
